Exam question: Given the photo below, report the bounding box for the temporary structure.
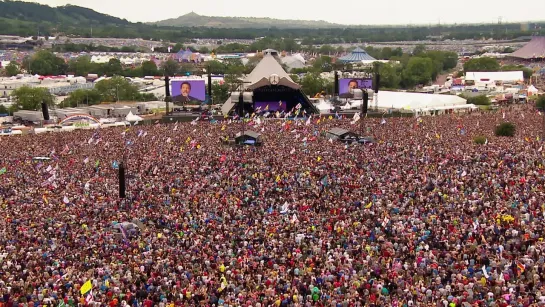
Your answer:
[125,111,143,122]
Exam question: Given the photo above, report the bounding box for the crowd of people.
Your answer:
[1,105,545,307]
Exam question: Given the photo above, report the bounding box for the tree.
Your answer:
[11,86,55,110]
[102,58,123,76]
[161,59,179,77]
[402,57,434,87]
[376,62,401,89]
[312,56,333,72]
[0,105,8,115]
[474,136,487,144]
[319,45,335,55]
[300,73,329,96]
[464,94,491,106]
[5,62,20,77]
[495,122,516,137]
[463,57,500,72]
[62,89,102,107]
[224,65,245,91]
[67,55,94,76]
[24,50,68,75]
[94,76,141,102]
[206,60,227,75]
[502,64,533,79]
[211,82,229,105]
[141,61,158,76]
[536,95,545,110]
[412,44,426,56]
[198,47,210,54]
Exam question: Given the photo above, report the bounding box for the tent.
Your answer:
[125,111,143,122]
[528,85,539,96]
[375,91,469,110]
[338,48,376,63]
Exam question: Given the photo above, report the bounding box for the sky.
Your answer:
[23,0,545,26]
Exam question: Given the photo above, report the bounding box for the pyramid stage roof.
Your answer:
[510,37,545,60]
[244,55,301,90]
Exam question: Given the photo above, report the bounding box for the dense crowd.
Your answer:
[1,106,545,307]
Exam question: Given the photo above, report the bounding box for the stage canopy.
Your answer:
[244,55,300,90]
[338,47,377,63]
[509,37,545,59]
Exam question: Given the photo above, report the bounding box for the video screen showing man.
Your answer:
[339,78,373,97]
[172,82,201,103]
[348,79,359,92]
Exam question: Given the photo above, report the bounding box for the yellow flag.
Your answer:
[364,202,372,209]
[328,116,333,120]
[197,144,201,149]
[221,125,226,131]
[185,137,191,144]
[317,156,322,162]
[435,133,440,139]
[80,280,92,295]
[180,146,184,152]
[276,175,281,182]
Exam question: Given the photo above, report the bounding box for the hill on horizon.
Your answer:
[151,12,344,29]
[0,0,130,26]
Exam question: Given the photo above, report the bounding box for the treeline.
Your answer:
[3,19,544,43]
[290,46,459,89]
[51,43,143,53]
[5,77,157,112]
[7,50,254,77]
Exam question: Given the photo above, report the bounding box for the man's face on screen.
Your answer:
[181,84,191,97]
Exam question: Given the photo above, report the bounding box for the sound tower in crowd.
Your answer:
[361,90,369,135]
[238,92,245,136]
[334,71,339,97]
[41,101,50,121]
[164,75,170,115]
[119,162,126,199]
[374,73,381,110]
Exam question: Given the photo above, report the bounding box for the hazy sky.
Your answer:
[24,0,545,25]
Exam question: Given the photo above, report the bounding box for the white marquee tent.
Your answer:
[374,91,475,113]
[465,71,524,83]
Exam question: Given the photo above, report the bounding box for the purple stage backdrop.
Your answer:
[171,80,206,101]
[255,102,287,112]
[339,78,373,95]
